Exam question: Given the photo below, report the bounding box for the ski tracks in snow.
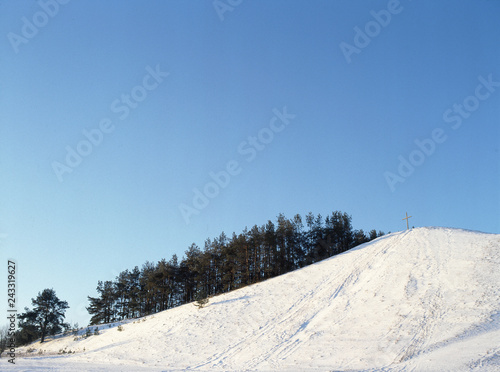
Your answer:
[245,231,411,370]
[395,232,444,363]
[192,232,407,370]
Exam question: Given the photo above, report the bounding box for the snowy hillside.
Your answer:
[4,227,499,371]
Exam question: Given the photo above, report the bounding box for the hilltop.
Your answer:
[3,227,499,371]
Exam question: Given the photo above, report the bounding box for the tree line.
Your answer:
[87,211,384,325]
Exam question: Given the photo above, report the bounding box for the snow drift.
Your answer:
[4,227,500,371]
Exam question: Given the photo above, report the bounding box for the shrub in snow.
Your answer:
[195,297,209,309]
[117,325,124,332]
[194,289,210,309]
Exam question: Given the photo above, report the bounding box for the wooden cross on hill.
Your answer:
[402,212,412,230]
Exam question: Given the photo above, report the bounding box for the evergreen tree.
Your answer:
[263,220,277,278]
[140,261,157,315]
[167,254,181,308]
[114,270,131,320]
[87,281,116,325]
[291,214,306,268]
[353,229,369,245]
[194,287,209,309]
[128,266,142,318]
[247,225,263,283]
[18,289,69,343]
[153,259,171,312]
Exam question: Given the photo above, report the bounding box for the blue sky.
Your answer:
[1,0,499,326]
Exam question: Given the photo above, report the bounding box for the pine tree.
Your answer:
[87,281,116,325]
[71,323,79,336]
[194,288,209,309]
[18,289,69,343]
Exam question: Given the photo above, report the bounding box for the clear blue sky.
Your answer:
[1,0,499,326]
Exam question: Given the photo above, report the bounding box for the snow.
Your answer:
[3,227,499,371]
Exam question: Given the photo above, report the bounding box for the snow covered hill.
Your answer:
[4,227,500,371]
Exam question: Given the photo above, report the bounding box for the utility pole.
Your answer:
[402,212,412,230]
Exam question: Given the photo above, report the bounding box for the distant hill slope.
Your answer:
[4,227,500,371]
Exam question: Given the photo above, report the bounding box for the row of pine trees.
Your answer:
[87,211,384,325]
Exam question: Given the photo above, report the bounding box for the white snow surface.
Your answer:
[3,227,499,371]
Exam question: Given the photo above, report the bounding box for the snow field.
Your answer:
[3,227,499,371]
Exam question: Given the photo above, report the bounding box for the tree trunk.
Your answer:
[40,324,46,343]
